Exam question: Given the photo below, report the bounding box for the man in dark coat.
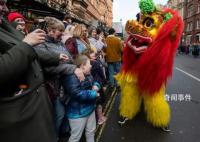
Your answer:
[0,0,58,141]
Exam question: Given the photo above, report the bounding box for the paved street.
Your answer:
[96,54,200,142]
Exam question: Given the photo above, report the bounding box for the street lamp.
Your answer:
[120,18,123,39]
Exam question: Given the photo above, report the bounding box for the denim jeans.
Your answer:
[108,61,121,86]
[53,96,69,137]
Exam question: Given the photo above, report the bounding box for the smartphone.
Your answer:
[38,21,47,31]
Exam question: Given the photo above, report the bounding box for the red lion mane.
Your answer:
[122,9,184,95]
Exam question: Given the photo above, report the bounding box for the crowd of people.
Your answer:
[178,43,200,57]
[0,1,123,142]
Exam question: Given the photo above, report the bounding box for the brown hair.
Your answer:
[82,48,95,58]
[73,55,89,67]
[44,17,65,32]
[88,27,96,37]
[73,24,86,38]
[63,15,72,21]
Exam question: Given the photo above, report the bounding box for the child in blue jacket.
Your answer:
[62,55,100,142]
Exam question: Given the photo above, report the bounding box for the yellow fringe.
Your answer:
[115,72,137,87]
[116,72,170,127]
[143,86,170,127]
[116,72,142,119]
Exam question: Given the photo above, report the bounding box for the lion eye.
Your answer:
[143,18,154,28]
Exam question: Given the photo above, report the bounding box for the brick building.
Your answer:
[167,0,200,45]
[167,0,184,18]
[7,0,113,27]
[66,0,113,27]
[42,0,113,27]
[183,0,200,44]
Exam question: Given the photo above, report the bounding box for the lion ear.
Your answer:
[170,25,177,41]
[125,20,130,32]
[125,20,134,33]
[125,20,131,32]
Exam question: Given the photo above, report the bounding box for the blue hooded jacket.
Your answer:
[62,74,100,119]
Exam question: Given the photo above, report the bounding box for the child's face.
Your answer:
[89,52,96,60]
[81,59,92,75]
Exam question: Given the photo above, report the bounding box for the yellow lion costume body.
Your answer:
[116,0,184,128]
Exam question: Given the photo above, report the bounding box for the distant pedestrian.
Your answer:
[63,15,72,29]
[192,43,199,57]
[105,28,123,87]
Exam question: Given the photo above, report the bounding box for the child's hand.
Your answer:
[103,86,107,92]
[92,85,99,92]
[96,92,100,97]
[59,53,69,61]
[74,68,85,81]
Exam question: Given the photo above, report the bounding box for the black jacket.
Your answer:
[35,35,76,76]
[0,19,57,142]
[91,60,106,86]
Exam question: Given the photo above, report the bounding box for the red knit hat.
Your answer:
[7,12,25,23]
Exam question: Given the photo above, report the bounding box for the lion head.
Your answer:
[125,0,174,52]
[122,0,184,94]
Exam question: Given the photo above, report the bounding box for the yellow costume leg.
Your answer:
[119,83,142,119]
[143,86,170,127]
[116,73,142,119]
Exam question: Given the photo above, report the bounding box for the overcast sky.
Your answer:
[113,0,168,24]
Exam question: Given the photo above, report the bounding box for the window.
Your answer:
[187,5,194,17]
[197,19,200,29]
[195,33,200,42]
[186,35,192,44]
[187,22,193,31]
[181,7,184,17]
[198,3,200,13]
[190,22,193,31]
[187,23,189,31]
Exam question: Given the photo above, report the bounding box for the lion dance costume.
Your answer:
[116,0,183,128]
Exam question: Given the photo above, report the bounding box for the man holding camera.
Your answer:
[0,0,57,142]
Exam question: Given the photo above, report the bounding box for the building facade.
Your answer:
[47,0,113,27]
[167,0,184,18]
[167,0,200,45]
[7,0,113,27]
[184,0,200,44]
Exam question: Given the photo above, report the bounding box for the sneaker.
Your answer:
[161,126,171,132]
[118,116,128,125]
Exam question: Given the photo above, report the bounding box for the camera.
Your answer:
[38,21,47,31]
